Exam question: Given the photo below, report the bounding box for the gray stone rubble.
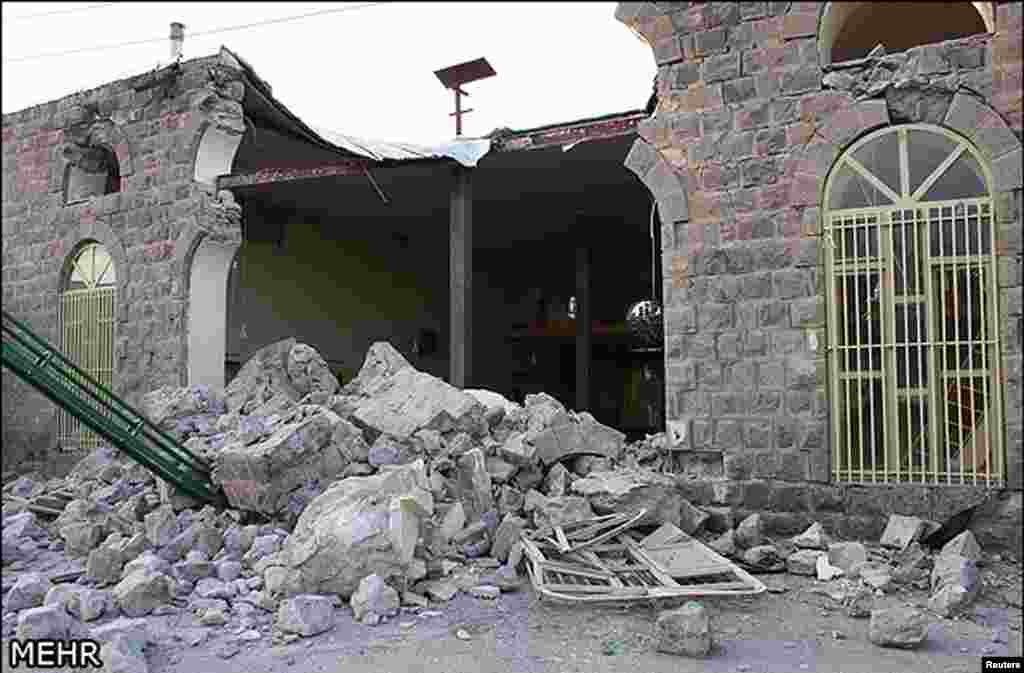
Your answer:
[0,339,1014,666]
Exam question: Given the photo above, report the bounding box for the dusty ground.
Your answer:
[9,559,1018,673]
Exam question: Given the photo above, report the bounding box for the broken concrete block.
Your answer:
[868,607,930,649]
[15,605,74,640]
[531,413,625,466]
[742,545,782,570]
[499,433,536,466]
[572,454,611,477]
[571,469,681,527]
[930,553,978,594]
[144,504,179,548]
[276,460,432,599]
[929,583,974,617]
[419,579,459,602]
[276,595,336,637]
[940,530,982,563]
[828,541,868,574]
[350,574,399,625]
[880,515,927,550]
[215,405,350,514]
[368,434,419,467]
[123,552,171,579]
[734,514,763,549]
[6,572,53,611]
[112,569,174,617]
[60,521,105,557]
[523,489,548,514]
[496,485,525,517]
[464,389,519,428]
[142,384,227,439]
[709,530,737,557]
[454,448,494,522]
[513,462,545,491]
[679,500,710,535]
[786,549,825,576]
[492,514,527,563]
[439,503,467,543]
[533,496,594,529]
[468,585,500,600]
[349,366,487,441]
[86,546,125,586]
[816,554,844,581]
[543,462,570,497]
[860,564,894,592]
[792,522,830,550]
[67,588,109,623]
[485,456,518,484]
[656,601,713,657]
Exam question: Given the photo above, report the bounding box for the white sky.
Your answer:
[1,2,655,145]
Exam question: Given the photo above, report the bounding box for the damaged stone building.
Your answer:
[3,2,1022,548]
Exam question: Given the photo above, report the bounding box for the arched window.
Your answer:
[821,1,991,64]
[64,145,120,204]
[59,242,117,451]
[823,124,1004,486]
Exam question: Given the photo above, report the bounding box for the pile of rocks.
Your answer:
[1,338,690,665]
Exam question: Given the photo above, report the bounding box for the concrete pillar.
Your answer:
[575,244,591,411]
[450,166,473,387]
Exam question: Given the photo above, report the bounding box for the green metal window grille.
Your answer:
[823,124,1005,486]
[59,243,116,452]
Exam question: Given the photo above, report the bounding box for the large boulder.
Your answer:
[213,405,350,514]
[274,460,433,599]
[112,570,174,617]
[656,602,714,657]
[276,595,336,637]
[530,412,625,465]
[571,469,681,526]
[224,339,337,415]
[345,366,488,441]
[868,607,930,649]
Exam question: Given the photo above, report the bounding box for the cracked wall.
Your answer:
[616,1,1022,544]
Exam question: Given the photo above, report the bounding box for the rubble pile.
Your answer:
[1,337,1016,665]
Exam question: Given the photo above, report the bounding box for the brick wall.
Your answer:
[1,51,248,473]
[618,1,1023,543]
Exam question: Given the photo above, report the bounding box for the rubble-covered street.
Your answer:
[3,340,1022,672]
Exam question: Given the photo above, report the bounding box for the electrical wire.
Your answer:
[1,2,117,24]
[2,2,387,64]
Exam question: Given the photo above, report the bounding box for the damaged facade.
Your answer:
[2,1,1022,551]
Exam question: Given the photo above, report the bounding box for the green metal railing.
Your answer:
[2,309,225,505]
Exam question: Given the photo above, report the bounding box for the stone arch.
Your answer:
[56,218,129,301]
[193,120,245,187]
[788,91,1022,211]
[818,1,996,66]
[175,190,244,388]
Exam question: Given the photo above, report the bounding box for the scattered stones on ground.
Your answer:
[655,601,713,657]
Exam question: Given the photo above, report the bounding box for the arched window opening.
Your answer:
[823,124,1004,486]
[64,145,120,204]
[824,2,989,64]
[59,242,117,451]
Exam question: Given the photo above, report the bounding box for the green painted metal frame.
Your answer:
[2,310,225,505]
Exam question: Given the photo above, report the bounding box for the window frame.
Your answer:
[822,123,1005,486]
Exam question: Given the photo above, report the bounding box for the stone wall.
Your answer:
[1,51,249,472]
[617,1,1022,539]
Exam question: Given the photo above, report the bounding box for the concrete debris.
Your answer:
[655,601,714,657]
[350,574,400,625]
[7,572,53,611]
[786,549,825,576]
[734,514,763,549]
[880,515,927,550]
[709,529,737,558]
[678,500,710,536]
[113,569,174,617]
[570,469,681,527]
[868,607,930,649]
[940,530,982,563]
[827,542,868,574]
[816,554,845,581]
[792,522,830,550]
[275,595,336,636]
[532,495,594,529]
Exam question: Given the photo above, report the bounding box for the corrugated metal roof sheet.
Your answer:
[309,125,491,167]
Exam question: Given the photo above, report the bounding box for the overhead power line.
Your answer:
[1,2,117,24]
[2,2,388,64]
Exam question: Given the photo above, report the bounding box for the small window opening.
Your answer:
[65,145,120,204]
[828,2,988,64]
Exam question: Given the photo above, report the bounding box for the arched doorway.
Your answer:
[823,123,1004,485]
[59,242,117,451]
